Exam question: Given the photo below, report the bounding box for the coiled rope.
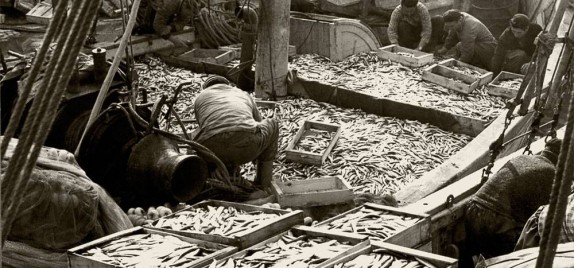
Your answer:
[1,0,101,247]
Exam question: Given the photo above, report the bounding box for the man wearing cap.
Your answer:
[491,14,542,76]
[192,76,279,189]
[135,0,193,48]
[387,0,445,52]
[437,9,497,70]
[462,139,562,264]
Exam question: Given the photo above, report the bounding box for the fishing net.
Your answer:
[1,139,133,253]
[2,241,68,268]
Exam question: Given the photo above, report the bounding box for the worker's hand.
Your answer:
[435,46,448,55]
[169,36,189,48]
[416,46,423,51]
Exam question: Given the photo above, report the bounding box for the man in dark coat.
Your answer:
[491,14,542,76]
[135,0,194,47]
[464,138,562,263]
[437,9,497,70]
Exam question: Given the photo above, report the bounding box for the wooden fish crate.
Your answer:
[146,200,305,250]
[204,225,368,268]
[422,64,481,94]
[438,58,493,86]
[377,45,434,68]
[285,120,341,166]
[255,100,279,118]
[220,44,297,60]
[68,226,237,268]
[177,48,234,65]
[26,1,52,25]
[271,176,354,207]
[321,240,458,268]
[314,202,430,248]
[487,71,524,99]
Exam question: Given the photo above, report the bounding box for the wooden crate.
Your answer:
[271,176,354,208]
[146,200,304,249]
[314,202,430,248]
[486,71,524,99]
[205,225,368,268]
[26,2,52,25]
[438,58,493,86]
[68,226,237,268]
[220,44,297,60]
[422,64,481,94]
[285,120,341,166]
[321,240,458,268]
[255,100,279,118]
[377,45,434,68]
[177,48,234,65]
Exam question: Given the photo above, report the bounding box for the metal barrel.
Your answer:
[127,134,208,204]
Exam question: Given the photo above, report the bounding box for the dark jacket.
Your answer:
[471,154,556,225]
[153,0,194,38]
[491,23,542,75]
[445,12,497,64]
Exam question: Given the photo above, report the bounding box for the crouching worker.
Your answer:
[491,14,542,76]
[387,0,445,52]
[193,75,279,188]
[135,0,193,48]
[462,139,562,265]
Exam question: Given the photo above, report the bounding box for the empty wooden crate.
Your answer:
[146,200,304,249]
[487,71,524,99]
[438,58,493,86]
[177,48,234,65]
[377,45,434,68]
[271,176,354,207]
[285,120,341,165]
[422,64,481,94]
[313,202,430,248]
[68,226,237,268]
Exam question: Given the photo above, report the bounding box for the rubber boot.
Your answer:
[255,161,274,188]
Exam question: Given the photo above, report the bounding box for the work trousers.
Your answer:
[397,16,445,52]
[454,41,496,70]
[502,49,530,74]
[200,118,279,174]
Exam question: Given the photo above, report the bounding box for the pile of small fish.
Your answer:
[290,52,505,121]
[80,233,217,267]
[152,205,282,237]
[333,249,437,268]
[258,106,276,119]
[315,206,421,242]
[211,231,354,267]
[449,65,484,77]
[396,52,415,58]
[493,78,522,89]
[293,129,334,153]
[137,56,473,195]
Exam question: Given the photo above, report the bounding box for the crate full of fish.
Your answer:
[377,45,434,68]
[205,225,368,268]
[438,58,493,86]
[256,100,279,118]
[314,203,430,248]
[147,200,305,249]
[68,226,237,268]
[321,240,458,268]
[285,120,342,165]
[486,71,524,99]
[422,63,481,94]
[271,176,354,208]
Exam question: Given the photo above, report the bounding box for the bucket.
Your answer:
[469,0,520,39]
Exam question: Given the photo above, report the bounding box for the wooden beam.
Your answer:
[87,30,196,60]
[255,0,290,99]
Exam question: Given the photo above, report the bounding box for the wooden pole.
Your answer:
[74,0,141,156]
[545,10,574,110]
[255,0,291,99]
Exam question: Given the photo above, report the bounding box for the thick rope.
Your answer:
[536,60,574,268]
[0,0,68,160]
[1,0,100,247]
